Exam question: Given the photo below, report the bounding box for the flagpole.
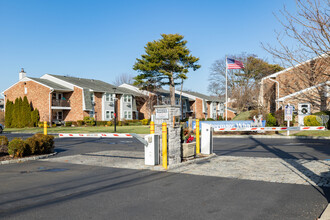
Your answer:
[225,56,228,121]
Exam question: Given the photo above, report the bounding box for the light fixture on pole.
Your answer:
[113,87,117,132]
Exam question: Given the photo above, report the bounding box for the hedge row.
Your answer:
[0,134,54,158]
[62,119,149,127]
[5,96,40,128]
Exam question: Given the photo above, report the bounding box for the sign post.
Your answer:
[285,104,293,136]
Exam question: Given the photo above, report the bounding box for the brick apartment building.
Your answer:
[3,70,227,123]
[259,55,330,113]
[119,83,192,119]
[174,90,235,119]
[2,69,142,124]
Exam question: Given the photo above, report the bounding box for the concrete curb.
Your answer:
[167,153,217,170]
[0,152,57,165]
[318,203,330,219]
[141,154,217,172]
[213,135,330,140]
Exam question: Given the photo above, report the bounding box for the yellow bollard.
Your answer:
[196,119,200,154]
[44,121,47,135]
[150,121,155,134]
[162,122,167,169]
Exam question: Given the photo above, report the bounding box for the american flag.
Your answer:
[226,58,244,69]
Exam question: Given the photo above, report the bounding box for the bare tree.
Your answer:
[208,54,283,112]
[112,73,135,86]
[262,0,330,111]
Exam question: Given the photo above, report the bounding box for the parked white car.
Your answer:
[0,123,4,133]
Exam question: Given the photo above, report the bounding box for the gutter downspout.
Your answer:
[49,89,54,125]
[268,78,280,110]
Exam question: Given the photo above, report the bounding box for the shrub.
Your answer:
[106,121,112,126]
[83,116,95,126]
[51,123,57,128]
[304,115,321,126]
[117,121,122,126]
[121,120,129,126]
[275,110,285,126]
[77,120,84,126]
[96,121,108,126]
[206,118,214,121]
[248,110,260,120]
[38,122,50,128]
[65,121,73,127]
[140,119,150,125]
[0,136,9,147]
[33,134,55,154]
[313,111,330,129]
[25,137,40,154]
[218,115,224,121]
[266,113,276,127]
[72,121,78,127]
[8,138,29,158]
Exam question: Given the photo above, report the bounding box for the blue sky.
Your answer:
[0,0,297,96]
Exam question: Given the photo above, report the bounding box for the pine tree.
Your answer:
[133,34,200,105]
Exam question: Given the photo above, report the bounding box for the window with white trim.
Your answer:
[175,98,179,105]
[123,95,131,103]
[105,93,110,102]
[106,111,110,119]
[124,111,132,119]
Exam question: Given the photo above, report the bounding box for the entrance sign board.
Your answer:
[285,105,293,121]
[155,108,169,119]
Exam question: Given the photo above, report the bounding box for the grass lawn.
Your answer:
[4,125,150,134]
[291,130,330,137]
[232,111,252,121]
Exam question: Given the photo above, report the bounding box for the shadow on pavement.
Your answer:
[250,137,330,203]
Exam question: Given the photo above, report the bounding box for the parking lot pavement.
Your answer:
[0,160,328,220]
[1,135,329,219]
[213,137,330,160]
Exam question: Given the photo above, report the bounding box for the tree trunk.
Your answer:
[170,74,175,106]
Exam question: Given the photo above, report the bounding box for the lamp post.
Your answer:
[113,88,117,132]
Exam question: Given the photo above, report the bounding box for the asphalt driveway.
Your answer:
[0,135,329,219]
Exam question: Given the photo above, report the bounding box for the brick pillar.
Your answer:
[154,105,181,165]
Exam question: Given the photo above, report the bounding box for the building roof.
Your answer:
[261,53,328,80]
[47,74,122,93]
[277,81,330,102]
[116,86,143,97]
[181,90,222,102]
[28,77,73,91]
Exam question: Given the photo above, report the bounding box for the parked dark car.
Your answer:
[0,124,4,133]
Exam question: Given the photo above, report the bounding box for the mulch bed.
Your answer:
[0,145,11,161]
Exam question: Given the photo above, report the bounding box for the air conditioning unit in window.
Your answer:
[127,104,131,108]
[109,102,114,107]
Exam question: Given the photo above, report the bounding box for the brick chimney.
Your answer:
[19,68,26,80]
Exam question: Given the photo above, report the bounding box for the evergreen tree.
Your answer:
[22,96,31,127]
[133,34,200,105]
[12,98,19,128]
[5,100,14,128]
[31,109,40,127]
